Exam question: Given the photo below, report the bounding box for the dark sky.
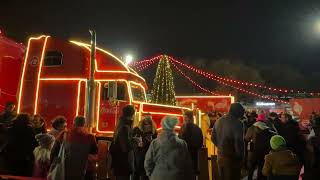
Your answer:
[2,0,320,71]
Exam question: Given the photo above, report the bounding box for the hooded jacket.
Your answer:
[212,103,245,160]
[144,131,193,180]
[245,121,276,162]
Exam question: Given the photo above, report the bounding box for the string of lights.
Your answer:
[215,79,289,104]
[131,55,161,72]
[131,55,162,66]
[168,55,319,95]
[171,60,289,104]
[133,58,160,72]
[170,60,223,96]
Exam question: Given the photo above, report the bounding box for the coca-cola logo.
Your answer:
[100,106,117,114]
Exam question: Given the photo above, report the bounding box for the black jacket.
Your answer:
[5,123,37,176]
[0,111,16,127]
[179,123,203,172]
[111,120,134,176]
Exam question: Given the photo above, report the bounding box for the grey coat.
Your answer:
[144,131,193,180]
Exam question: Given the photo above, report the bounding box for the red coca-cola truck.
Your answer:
[0,33,188,136]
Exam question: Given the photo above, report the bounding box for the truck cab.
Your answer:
[1,35,188,136]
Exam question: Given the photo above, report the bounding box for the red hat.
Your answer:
[257,113,266,122]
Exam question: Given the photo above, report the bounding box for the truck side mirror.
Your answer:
[108,81,117,100]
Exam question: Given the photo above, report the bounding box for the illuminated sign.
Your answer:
[256,102,276,106]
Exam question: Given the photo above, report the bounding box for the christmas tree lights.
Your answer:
[151,55,176,105]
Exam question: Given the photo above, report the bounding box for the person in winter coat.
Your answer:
[138,115,158,145]
[266,112,280,133]
[212,103,245,180]
[0,102,16,128]
[31,115,47,135]
[179,110,203,178]
[50,116,98,180]
[208,111,222,129]
[245,113,276,180]
[275,113,305,163]
[144,116,193,180]
[48,116,67,138]
[262,135,301,180]
[6,113,38,177]
[247,111,258,128]
[132,127,146,180]
[33,133,55,178]
[133,115,157,180]
[110,105,135,180]
[303,117,320,180]
[206,112,222,134]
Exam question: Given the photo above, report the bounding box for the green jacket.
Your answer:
[262,149,301,177]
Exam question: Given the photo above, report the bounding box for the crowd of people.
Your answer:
[212,103,320,180]
[109,105,203,180]
[0,102,204,180]
[0,100,319,180]
[0,102,98,180]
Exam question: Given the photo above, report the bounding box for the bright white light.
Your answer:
[314,21,320,34]
[256,102,275,106]
[125,55,133,65]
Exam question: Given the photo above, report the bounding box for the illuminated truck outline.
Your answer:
[1,35,189,135]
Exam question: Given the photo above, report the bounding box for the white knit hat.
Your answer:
[161,116,179,131]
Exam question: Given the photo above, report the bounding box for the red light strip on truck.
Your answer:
[17,35,46,113]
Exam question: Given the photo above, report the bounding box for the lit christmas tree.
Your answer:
[151,55,176,105]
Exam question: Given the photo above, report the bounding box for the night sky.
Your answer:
[2,1,320,89]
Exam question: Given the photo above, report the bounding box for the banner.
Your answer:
[176,96,234,113]
[289,98,320,121]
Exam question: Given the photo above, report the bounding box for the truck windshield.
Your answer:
[131,84,146,102]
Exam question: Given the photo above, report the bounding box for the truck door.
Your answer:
[97,81,129,133]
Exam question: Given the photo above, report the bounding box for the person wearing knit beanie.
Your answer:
[257,113,266,122]
[161,116,179,131]
[263,135,300,178]
[270,135,287,151]
[145,115,193,180]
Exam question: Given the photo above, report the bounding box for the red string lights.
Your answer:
[170,61,222,96]
[131,55,162,66]
[130,54,315,103]
[167,56,319,95]
[171,60,289,104]
[131,55,162,72]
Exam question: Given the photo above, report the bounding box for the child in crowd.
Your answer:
[33,133,55,178]
[262,135,301,180]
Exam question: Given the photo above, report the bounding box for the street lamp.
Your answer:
[314,20,320,34]
[125,54,133,65]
